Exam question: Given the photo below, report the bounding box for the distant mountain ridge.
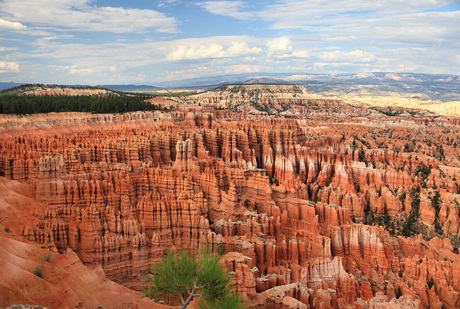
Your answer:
[155,72,460,101]
[2,72,459,101]
[97,84,159,91]
[0,82,23,91]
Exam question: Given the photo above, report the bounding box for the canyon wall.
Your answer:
[1,87,460,308]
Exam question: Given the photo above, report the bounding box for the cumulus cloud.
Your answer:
[0,61,20,73]
[197,1,253,20]
[266,37,311,59]
[166,40,262,61]
[1,0,178,33]
[267,37,292,53]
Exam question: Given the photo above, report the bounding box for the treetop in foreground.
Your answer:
[144,248,247,309]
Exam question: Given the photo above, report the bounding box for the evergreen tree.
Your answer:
[144,248,246,309]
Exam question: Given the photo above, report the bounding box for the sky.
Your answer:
[0,0,459,85]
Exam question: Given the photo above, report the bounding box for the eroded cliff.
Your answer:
[1,85,460,308]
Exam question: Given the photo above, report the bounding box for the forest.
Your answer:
[0,93,166,114]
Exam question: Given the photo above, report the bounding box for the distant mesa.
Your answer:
[0,83,161,95]
[189,83,347,115]
[1,84,119,96]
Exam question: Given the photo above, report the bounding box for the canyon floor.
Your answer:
[0,84,459,308]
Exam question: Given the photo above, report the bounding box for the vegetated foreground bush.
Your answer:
[144,248,247,309]
[0,94,166,114]
[33,266,43,278]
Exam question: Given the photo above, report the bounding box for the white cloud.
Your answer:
[2,0,458,84]
[276,50,309,59]
[225,64,260,74]
[261,0,455,29]
[58,65,98,74]
[159,57,266,82]
[258,1,460,49]
[167,44,223,61]
[0,61,20,73]
[267,37,292,53]
[166,39,262,61]
[162,66,212,81]
[292,50,309,58]
[360,11,460,46]
[197,1,253,20]
[317,50,376,62]
[284,75,309,81]
[158,0,180,7]
[266,37,311,59]
[1,0,178,33]
[0,19,27,30]
[13,35,268,83]
[0,47,17,52]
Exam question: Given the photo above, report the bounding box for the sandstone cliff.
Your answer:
[1,86,460,308]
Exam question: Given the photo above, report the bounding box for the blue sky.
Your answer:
[0,0,459,85]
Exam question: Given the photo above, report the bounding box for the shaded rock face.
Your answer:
[0,91,460,309]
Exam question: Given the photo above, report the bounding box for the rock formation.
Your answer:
[1,85,460,308]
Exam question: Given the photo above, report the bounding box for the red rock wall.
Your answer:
[1,103,460,308]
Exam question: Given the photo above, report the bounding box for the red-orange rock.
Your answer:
[1,86,460,308]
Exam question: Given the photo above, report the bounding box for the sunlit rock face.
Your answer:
[1,85,460,308]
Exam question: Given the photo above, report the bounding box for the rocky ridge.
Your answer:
[1,84,116,97]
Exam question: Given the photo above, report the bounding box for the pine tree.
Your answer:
[144,248,246,309]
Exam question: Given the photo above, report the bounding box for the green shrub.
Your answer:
[34,266,43,278]
[144,247,246,309]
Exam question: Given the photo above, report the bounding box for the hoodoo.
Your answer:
[0,84,460,308]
